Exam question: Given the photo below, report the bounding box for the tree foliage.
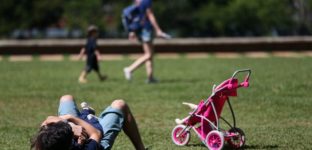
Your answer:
[0,0,311,38]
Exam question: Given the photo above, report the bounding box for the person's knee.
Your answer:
[144,53,152,60]
[60,95,74,102]
[111,99,127,110]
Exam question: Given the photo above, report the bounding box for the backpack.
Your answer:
[122,5,143,32]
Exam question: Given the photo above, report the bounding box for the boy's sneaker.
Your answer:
[100,75,107,81]
[146,78,158,84]
[123,67,132,81]
[81,102,95,114]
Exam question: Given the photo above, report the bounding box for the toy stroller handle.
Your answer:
[230,69,251,88]
[231,69,251,79]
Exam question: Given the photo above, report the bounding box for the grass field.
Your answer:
[0,57,311,150]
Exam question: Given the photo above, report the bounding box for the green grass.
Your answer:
[0,57,311,150]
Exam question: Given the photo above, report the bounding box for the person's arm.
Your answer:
[78,48,86,60]
[41,116,64,126]
[95,50,101,60]
[60,114,101,142]
[146,8,163,36]
[40,116,90,144]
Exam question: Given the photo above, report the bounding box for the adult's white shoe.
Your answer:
[123,67,132,81]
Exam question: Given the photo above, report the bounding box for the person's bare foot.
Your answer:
[78,78,87,83]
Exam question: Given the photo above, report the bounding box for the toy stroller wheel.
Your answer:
[206,130,224,150]
[227,127,245,149]
[171,125,190,146]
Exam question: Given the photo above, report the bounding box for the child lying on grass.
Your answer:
[31,95,146,150]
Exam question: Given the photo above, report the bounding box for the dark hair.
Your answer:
[31,121,73,150]
[87,25,98,37]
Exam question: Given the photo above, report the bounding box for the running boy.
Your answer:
[122,0,170,83]
[78,25,107,83]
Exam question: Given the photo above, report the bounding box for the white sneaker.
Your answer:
[81,102,95,111]
[87,114,99,120]
[81,102,89,109]
[123,67,132,81]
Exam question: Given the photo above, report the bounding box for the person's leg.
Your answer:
[79,62,92,83]
[58,95,80,117]
[78,70,88,83]
[98,100,145,150]
[111,100,145,150]
[95,70,107,81]
[79,57,94,83]
[126,43,152,73]
[124,29,154,81]
[143,42,154,81]
[93,57,107,81]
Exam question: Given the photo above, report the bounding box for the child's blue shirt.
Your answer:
[85,37,97,58]
[80,109,103,135]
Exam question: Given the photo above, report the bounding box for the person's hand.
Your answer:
[68,122,88,144]
[95,50,101,60]
[96,53,102,61]
[68,122,83,136]
[156,30,171,39]
[128,32,137,41]
[77,55,83,61]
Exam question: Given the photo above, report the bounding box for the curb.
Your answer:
[1,51,311,62]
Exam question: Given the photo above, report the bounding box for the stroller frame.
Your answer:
[172,69,251,150]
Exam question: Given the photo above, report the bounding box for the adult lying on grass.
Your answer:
[31,95,146,150]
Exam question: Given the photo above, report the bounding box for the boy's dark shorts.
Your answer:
[85,56,99,73]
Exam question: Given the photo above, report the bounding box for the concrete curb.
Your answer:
[1,37,312,55]
[1,51,312,62]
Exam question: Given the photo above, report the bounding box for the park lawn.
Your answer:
[0,57,311,150]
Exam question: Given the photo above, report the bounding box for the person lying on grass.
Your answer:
[31,95,146,150]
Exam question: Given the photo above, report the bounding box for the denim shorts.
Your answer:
[136,28,154,43]
[58,100,124,150]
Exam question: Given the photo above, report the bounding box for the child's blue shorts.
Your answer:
[58,100,124,150]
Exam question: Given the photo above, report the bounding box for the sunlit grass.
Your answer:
[0,57,311,149]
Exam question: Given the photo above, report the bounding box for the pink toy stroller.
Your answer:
[171,69,251,150]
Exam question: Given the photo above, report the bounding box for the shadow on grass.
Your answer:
[186,143,206,148]
[184,144,279,149]
[243,144,279,149]
[159,79,201,84]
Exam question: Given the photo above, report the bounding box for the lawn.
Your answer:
[0,57,311,150]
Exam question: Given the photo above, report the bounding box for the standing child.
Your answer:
[78,25,107,83]
[122,0,171,84]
